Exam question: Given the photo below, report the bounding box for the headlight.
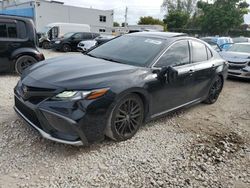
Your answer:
[55,41,61,44]
[53,88,109,100]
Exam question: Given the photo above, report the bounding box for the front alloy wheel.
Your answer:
[106,94,144,141]
[62,44,71,52]
[204,76,223,104]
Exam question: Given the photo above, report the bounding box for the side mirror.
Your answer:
[157,66,178,84]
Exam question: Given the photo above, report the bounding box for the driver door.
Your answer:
[71,33,83,49]
[150,40,196,116]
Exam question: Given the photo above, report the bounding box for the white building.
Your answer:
[0,0,114,34]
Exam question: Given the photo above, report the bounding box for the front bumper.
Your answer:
[14,85,114,146]
[51,43,62,50]
[228,62,250,79]
[15,106,84,146]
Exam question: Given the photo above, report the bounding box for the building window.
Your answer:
[99,15,106,22]
[99,29,106,33]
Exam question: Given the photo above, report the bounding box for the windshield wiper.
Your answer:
[86,53,98,58]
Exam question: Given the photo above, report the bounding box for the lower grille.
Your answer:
[15,97,41,128]
[229,65,246,70]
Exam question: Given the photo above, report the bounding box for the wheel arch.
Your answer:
[113,88,150,122]
[10,48,42,71]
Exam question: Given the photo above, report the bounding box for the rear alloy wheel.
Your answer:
[204,76,223,104]
[62,44,71,52]
[42,41,50,49]
[106,94,144,141]
[15,55,37,75]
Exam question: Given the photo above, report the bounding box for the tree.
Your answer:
[138,16,165,25]
[113,22,120,27]
[162,0,198,14]
[197,0,249,35]
[164,11,190,29]
[162,0,197,29]
[138,16,167,31]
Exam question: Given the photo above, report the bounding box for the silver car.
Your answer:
[219,43,250,79]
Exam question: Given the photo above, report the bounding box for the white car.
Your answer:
[77,40,97,52]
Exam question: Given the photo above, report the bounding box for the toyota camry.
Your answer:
[14,32,228,146]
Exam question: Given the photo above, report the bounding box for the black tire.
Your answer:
[62,44,71,52]
[106,94,144,141]
[15,55,37,75]
[42,41,50,49]
[204,75,223,104]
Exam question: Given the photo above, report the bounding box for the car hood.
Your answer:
[22,54,140,90]
[219,51,250,63]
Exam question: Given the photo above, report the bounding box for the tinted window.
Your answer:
[88,35,165,67]
[0,22,17,38]
[191,41,208,63]
[73,33,82,39]
[83,33,93,39]
[0,23,7,37]
[155,41,190,67]
[17,21,27,39]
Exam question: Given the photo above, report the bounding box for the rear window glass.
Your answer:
[191,41,208,63]
[17,21,27,39]
[0,22,17,38]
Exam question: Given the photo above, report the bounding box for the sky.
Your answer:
[58,0,250,25]
[58,0,165,25]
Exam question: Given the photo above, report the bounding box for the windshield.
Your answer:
[63,32,75,38]
[88,35,166,67]
[227,43,250,53]
[40,26,52,34]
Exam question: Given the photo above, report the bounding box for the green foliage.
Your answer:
[162,0,197,29]
[162,0,198,14]
[113,22,120,27]
[197,0,249,35]
[138,16,167,31]
[164,10,190,29]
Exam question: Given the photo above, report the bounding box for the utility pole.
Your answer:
[125,6,128,27]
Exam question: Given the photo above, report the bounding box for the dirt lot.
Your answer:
[0,50,249,188]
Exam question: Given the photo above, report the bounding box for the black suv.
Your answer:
[51,32,100,52]
[0,15,45,75]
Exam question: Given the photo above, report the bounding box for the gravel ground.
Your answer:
[0,50,249,188]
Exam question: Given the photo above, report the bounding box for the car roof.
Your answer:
[128,32,188,39]
[0,14,32,22]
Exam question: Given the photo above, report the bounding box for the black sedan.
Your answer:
[14,32,228,146]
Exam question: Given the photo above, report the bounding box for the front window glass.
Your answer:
[88,35,166,67]
[63,32,75,38]
[227,44,250,53]
[155,41,190,67]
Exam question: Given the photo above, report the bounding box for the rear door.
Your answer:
[0,19,19,72]
[190,40,216,100]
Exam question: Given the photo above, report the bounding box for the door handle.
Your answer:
[189,69,194,76]
[10,43,20,48]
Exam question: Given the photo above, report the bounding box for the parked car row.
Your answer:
[38,22,91,49]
